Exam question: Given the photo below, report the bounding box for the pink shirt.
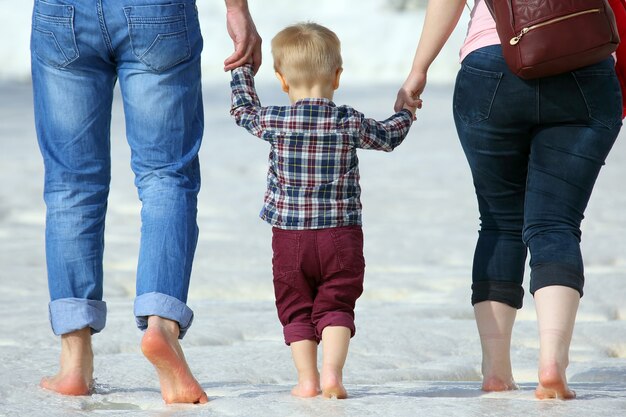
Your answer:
[459,1,617,63]
[459,0,500,62]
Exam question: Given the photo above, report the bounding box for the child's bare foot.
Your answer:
[535,363,576,400]
[141,316,208,404]
[321,368,347,399]
[289,339,320,397]
[291,379,320,398]
[40,328,94,396]
[320,326,350,399]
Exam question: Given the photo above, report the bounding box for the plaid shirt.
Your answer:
[230,64,413,230]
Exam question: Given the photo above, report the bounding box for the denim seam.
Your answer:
[535,81,541,124]
[96,0,115,56]
[35,13,71,25]
[328,229,345,270]
[313,230,323,278]
[465,45,504,60]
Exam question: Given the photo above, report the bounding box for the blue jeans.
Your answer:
[31,0,203,337]
[454,45,621,309]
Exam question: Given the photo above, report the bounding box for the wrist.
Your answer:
[225,0,249,13]
[410,64,428,77]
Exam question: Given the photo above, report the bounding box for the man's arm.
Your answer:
[224,0,262,73]
[230,64,265,138]
[357,110,413,152]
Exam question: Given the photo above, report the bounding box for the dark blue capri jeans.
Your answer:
[454,45,622,309]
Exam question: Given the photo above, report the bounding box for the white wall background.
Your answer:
[0,0,470,84]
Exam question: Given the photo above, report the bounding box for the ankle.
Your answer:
[321,364,343,383]
[60,328,93,367]
[147,316,180,336]
[297,369,320,383]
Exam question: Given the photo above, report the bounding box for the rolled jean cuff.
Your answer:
[471,281,524,309]
[134,292,194,339]
[316,312,356,340]
[283,322,318,345]
[530,263,584,297]
[49,298,107,336]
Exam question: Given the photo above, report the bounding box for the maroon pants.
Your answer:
[272,225,365,345]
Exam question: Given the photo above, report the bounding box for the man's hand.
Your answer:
[223,1,262,73]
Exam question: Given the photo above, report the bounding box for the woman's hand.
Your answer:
[395,70,426,114]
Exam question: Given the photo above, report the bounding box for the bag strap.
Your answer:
[483,0,495,16]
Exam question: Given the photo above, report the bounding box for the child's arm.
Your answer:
[230,64,265,138]
[356,109,413,151]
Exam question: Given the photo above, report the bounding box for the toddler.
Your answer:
[230,22,416,398]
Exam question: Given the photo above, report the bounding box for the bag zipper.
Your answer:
[509,9,600,45]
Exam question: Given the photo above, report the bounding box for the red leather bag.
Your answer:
[484,0,620,79]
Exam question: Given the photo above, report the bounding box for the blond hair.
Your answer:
[271,22,342,88]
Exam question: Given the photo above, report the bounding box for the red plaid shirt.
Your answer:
[231,64,413,230]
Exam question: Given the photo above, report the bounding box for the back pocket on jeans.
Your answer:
[572,62,622,129]
[271,229,301,274]
[329,226,365,272]
[124,3,191,72]
[454,64,502,125]
[31,0,79,68]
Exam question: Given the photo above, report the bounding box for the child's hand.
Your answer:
[402,103,419,121]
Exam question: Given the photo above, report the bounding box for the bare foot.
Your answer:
[480,355,518,392]
[290,340,320,398]
[40,328,93,396]
[291,379,320,398]
[482,375,518,392]
[40,371,93,396]
[535,363,576,400]
[321,368,347,399]
[141,317,208,404]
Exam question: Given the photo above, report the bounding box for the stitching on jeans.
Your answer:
[96,0,115,56]
[571,72,621,129]
[313,231,324,280]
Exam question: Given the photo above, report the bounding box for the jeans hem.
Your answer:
[471,281,525,309]
[530,263,584,297]
[49,298,107,336]
[134,292,194,339]
[315,313,356,340]
[283,322,318,346]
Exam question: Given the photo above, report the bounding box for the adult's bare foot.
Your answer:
[40,327,94,396]
[481,375,518,392]
[40,370,93,396]
[533,286,579,400]
[535,363,576,400]
[141,316,208,404]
